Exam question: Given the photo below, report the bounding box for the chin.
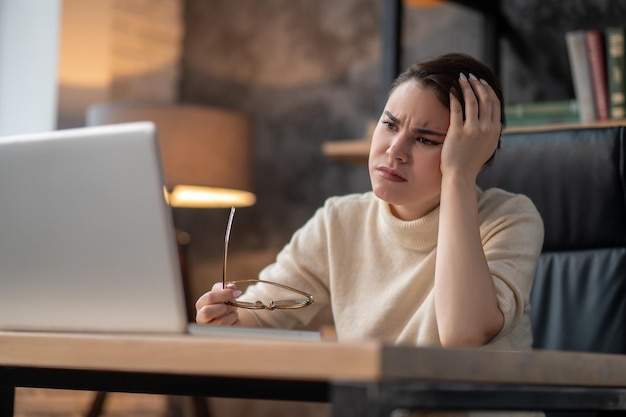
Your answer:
[372,185,403,205]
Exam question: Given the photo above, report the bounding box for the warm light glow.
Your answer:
[169,185,256,208]
[86,104,256,209]
[403,0,443,7]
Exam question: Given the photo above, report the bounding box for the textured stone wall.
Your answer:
[178,0,485,301]
[179,2,626,302]
[110,0,184,101]
[58,0,626,342]
[57,0,184,129]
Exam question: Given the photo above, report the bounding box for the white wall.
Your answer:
[0,0,62,135]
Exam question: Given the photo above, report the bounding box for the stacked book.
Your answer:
[505,99,580,128]
[564,27,626,123]
[506,27,625,128]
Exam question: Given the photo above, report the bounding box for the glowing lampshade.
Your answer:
[86,102,255,208]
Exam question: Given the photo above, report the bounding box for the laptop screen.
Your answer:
[0,122,188,333]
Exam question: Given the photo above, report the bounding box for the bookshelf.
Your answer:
[329,4,626,164]
[322,120,626,164]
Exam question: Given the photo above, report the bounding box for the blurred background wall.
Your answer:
[4,0,626,319]
[179,0,482,299]
[176,0,626,309]
[6,1,626,416]
[178,0,484,307]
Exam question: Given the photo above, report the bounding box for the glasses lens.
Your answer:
[227,300,265,310]
[270,299,312,309]
[227,279,314,310]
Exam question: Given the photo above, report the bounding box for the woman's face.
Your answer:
[368,80,450,221]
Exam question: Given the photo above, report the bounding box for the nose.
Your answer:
[386,136,409,163]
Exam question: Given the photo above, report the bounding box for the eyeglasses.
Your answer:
[221,207,314,310]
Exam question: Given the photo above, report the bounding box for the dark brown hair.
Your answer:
[389,53,504,164]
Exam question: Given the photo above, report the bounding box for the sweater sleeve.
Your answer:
[236,203,333,329]
[478,190,544,340]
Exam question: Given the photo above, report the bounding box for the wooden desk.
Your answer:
[2,331,626,417]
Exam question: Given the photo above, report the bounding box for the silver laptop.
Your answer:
[0,122,320,340]
[0,122,188,333]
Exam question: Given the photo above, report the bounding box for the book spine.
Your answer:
[505,100,579,117]
[505,114,581,128]
[566,30,597,122]
[585,29,610,121]
[605,26,626,120]
[504,100,580,128]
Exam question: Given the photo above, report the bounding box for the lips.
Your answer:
[376,166,407,182]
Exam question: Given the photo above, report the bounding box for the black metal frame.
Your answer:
[0,367,328,402]
[332,381,626,417]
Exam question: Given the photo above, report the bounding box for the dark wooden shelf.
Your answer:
[322,120,626,164]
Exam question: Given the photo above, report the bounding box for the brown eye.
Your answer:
[416,137,441,146]
[382,120,398,131]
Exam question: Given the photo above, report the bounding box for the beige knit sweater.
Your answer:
[240,188,544,417]
[241,188,544,350]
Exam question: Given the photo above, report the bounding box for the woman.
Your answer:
[195,53,544,351]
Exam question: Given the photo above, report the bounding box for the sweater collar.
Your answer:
[377,197,440,250]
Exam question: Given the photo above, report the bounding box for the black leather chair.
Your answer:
[477,124,626,415]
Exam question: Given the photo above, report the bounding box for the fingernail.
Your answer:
[479,78,489,85]
[468,73,478,81]
[459,72,468,82]
[232,290,242,297]
[226,283,236,289]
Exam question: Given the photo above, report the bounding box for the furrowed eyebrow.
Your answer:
[383,111,446,137]
[383,111,401,124]
[413,127,447,137]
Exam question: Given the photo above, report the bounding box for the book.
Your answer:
[505,100,580,128]
[605,26,626,119]
[584,29,610,121]
[565,30,597,122]
[505,99,580,117]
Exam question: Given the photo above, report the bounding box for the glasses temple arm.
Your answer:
[222,206,236,289]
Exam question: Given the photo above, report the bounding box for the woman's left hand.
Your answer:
[440,73,502,179]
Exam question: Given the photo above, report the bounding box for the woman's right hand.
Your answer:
[195,282,241,326]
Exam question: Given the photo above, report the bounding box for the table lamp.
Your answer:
[85,101,255,324]
[85,102,256,209]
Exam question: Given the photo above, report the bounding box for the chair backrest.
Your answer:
[477,125,626,354]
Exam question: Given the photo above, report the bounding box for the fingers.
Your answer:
[458,72,501,128]
[486,80,502,125]
[458,73,479,123]
[443,73,502,176]
[449,87,464,130]
[196,282,241,306]
[196,303,239,326]
[469,73,493,123]
[195,282,242,325]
